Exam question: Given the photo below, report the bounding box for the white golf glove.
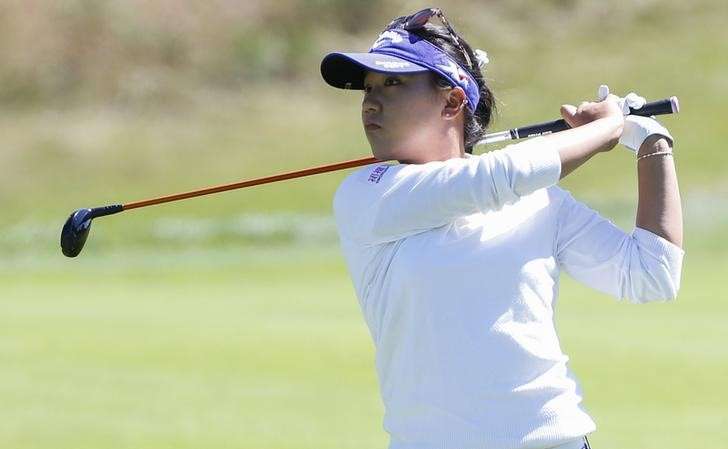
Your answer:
[597,84,673,153]
[620,115,673,153]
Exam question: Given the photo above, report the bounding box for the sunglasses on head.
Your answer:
[386,8,473,69]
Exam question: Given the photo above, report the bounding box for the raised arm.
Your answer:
[635,135,683,248]
[554,101,683,302]
[333,141,562,246]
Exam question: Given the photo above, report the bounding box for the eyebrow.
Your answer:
[364,74,404,84]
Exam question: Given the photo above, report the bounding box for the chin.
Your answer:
[367,139,387,160]
[370,146,388,160]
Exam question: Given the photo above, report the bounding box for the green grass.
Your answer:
[1,234,726,449]
[0,246,386,449]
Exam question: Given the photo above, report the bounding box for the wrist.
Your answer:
[620,115,673,153]
[638,135,673,157]
[595,116,624,152]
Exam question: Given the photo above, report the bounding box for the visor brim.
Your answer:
[320,52,429,90]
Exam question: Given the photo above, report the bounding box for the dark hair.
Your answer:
[409,23,496,154]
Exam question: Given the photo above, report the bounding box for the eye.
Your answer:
[363,77,401,94]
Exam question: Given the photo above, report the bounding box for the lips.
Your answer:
[364,118,382,131]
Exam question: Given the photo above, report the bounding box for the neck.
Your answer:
[398,126,466,164]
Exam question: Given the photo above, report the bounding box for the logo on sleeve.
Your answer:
[367,165,390,184]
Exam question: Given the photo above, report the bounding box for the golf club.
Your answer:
[60,96,679,257]
[478,96,679,144]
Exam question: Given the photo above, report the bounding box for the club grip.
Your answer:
[630,96,679,117]
[514,96,679,139]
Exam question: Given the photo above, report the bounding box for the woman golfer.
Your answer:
[320,8,683,449]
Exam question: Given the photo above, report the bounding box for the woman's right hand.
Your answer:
[560,94,625,152]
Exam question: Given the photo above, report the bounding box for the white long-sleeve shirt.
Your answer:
[332,138,684,449]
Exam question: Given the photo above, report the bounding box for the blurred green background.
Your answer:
[1,0,726,448]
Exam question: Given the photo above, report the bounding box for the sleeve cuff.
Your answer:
[632,226,685,268]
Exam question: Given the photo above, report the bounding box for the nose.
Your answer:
[362,92,381,115]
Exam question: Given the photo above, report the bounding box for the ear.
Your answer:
[442,87,467,120]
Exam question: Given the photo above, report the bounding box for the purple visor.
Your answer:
[320,28,479,113]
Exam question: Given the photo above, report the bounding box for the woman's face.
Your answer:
[362,71,460,163]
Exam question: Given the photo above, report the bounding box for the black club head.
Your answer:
[60,205,123,257]
[60,209,94,257]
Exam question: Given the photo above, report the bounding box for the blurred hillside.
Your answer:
[2,0,387,106]
[1,0,722,106]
